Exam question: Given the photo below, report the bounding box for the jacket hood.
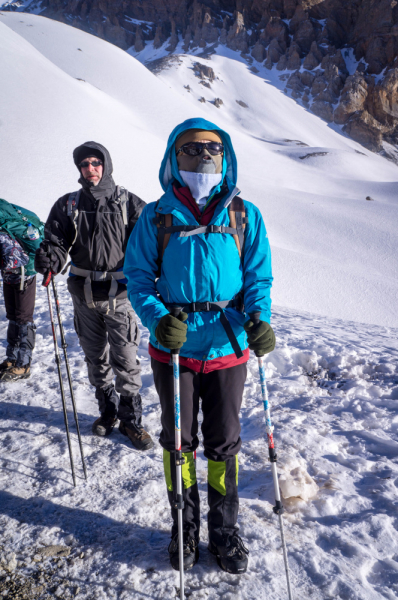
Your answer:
[73,141,116,201]
[159,118,238,194]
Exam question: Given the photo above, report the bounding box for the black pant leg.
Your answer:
[4,278,36,365]
[200,363,247,462]
[200,363,247,546]
[8,276,36,323]
[166,451,200,542]
[151,358,200,453]
[152,359,201,539]
[3,282,16,321]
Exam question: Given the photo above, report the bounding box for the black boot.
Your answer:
[92,414,118,436]
[93,385,119,436]
[207,455,248,574]
[168,534,199,571]
[208,534,249,574]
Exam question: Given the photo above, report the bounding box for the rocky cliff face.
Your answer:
[4,0,398,153]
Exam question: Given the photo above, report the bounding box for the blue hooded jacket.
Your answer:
[124,118,273,361]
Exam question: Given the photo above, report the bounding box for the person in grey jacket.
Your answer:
[35,141,153,451]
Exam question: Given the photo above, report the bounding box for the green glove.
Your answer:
[155,312,188,349]
[244,319,276,356]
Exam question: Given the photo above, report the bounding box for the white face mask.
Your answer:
[180,171,222,208]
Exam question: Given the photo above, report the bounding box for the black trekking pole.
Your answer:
[51,276,88,480]
[251,312,294,600]
[170,307,185,600]
[43,272,76,487]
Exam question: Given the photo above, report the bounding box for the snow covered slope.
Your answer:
[1,284,398,600]
[1,13,398,600]
[1,12,398,327]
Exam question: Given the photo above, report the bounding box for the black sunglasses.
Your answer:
[79,160,103,168]
[177,142,224,157]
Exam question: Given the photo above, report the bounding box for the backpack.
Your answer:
[0,198,45,277]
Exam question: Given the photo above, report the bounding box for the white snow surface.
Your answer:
[1,284,398,600]
[0,13,398,600]
[1,12,398,327]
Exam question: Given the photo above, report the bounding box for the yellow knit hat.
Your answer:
[175,129,223,151]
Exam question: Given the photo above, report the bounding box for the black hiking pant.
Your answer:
[3,277,36,366]
[152,358,247,545]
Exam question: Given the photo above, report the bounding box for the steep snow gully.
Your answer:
[0,12,398,600]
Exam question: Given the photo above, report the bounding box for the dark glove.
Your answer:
[155,312,188,349]
[244,319,276,356]
[34,245,58,275]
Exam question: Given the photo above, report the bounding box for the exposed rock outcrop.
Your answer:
[334,73,368,125]
[14,0,398,152]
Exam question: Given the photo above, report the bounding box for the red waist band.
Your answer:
[148,343,249,373]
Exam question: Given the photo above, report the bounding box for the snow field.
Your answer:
[1,12,398,327]
[0,11,398,600]
[1,283,398,599]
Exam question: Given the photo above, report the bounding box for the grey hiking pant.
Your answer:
[71,293,142,404]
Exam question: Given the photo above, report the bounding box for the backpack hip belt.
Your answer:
[69,265,126,314]
[165,296,244,359]
[67,186,129,314]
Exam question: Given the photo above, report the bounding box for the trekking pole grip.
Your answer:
[249,311,262,358]
[170,306,183,356]
[42,270,53,288]
[250,311,261,326]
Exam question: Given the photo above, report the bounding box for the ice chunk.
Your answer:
[279,466,318,501]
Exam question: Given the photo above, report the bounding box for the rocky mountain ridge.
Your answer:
[2,0,398,154]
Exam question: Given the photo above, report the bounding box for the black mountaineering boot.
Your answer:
[93,385,119,435]
[168,534,199,572]
[208,534,249,574]
[92,414,118,436]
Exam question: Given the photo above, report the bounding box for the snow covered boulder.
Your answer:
[279,465,318,501]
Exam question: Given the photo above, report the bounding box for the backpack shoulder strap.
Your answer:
[228,196,248,259]
[116,185,129,226]
[67,190,81,245]
[155,201,173,266]
[67,190,81,216]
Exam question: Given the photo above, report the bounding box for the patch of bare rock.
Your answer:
[7,0,398,153]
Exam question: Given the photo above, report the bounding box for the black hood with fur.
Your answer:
[73,141,116,201]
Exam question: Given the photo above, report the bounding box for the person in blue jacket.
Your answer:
[124,118,275,574]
